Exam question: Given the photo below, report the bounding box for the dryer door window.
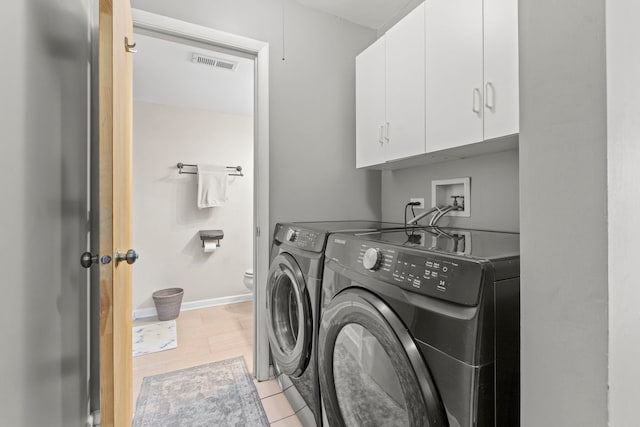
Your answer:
[266,253,312,377]
[319,288,447,427]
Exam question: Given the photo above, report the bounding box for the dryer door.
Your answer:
[319,288,447,427]
[266,252,312,377]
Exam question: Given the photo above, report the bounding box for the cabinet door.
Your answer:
[425,0,483,152]
[483,0,519,140]
[356,37,386,168]
[385,3,425,162]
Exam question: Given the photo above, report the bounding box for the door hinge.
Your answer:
[124,36,137,53]
[256,226,261,237]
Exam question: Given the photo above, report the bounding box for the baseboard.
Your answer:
[133,293,254,320]
[89,410,100,427]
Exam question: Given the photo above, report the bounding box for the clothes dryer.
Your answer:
[318,227,520,426]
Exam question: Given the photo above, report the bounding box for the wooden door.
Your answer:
[355,36,386,168]
[425,0,483,152]
[99,0,134,425]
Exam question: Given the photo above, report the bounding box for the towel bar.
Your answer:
[176,162,243,176]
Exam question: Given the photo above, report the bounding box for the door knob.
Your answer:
[80,252,112,268]
[115,249,139,265]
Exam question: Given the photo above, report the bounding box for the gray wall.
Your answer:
[0,0,90,425]
[519,0,608,425]
[381,149,519,231]
[377,0,425,35]
[131,0,382,234]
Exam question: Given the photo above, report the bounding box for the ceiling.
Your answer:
[133,33,254,116]
[295,0,416,30]
[132,1,416,114]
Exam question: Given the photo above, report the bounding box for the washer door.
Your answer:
[319,288,447,427]
[266,253,312,377]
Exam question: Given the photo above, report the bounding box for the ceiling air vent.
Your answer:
[191,53,238,71]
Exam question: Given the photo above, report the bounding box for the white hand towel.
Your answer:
[197,165,228,208]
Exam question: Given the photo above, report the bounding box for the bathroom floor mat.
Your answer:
[133,320,177,357]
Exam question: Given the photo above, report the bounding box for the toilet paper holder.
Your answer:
[200,230,224,248]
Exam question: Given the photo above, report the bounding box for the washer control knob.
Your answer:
[363,248,383,271]
[285,229,298,242]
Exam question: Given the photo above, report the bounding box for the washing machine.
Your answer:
[318,227,520,427]
[267,221,416,426]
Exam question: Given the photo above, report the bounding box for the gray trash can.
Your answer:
[152,288,184,321]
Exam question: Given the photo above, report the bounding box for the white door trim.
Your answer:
[131,9,271,381]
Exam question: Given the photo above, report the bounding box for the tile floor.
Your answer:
[133,301,302,426]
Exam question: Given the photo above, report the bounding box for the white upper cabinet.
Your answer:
[425,0,518,151]
[483,0,519,140]
[355,0,518,169]
[425,0,484,152]
[356,3,425,168]
[356,37,386,168]
[384,3,426,162]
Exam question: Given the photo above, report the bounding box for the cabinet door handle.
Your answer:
[385,122,390,142]
[472,88,482,114]
[485,82,495,110]
[379,125,384,144]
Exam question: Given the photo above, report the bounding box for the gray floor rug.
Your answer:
[133,357,269,427]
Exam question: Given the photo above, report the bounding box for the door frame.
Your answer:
[130,9,271,381]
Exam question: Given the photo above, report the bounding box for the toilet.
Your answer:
[243,269,254,292]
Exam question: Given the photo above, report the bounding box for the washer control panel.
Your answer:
[285,229,298,242]
[346,240,484,306]
[275,224,324,252]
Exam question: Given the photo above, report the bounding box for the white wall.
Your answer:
[131,0,382,234]
[519,0,608,425]
[381,149,519,231]
[133,101,253,309]
[0,0,90,425]
[606,0,640,424]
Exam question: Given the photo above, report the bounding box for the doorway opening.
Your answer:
[127,9,271,407]
[130,28,255,402]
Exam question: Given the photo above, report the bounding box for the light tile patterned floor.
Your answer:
[133,302,302,426]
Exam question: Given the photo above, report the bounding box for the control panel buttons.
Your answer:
[388,249,484,305]
[362,247,383,271]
